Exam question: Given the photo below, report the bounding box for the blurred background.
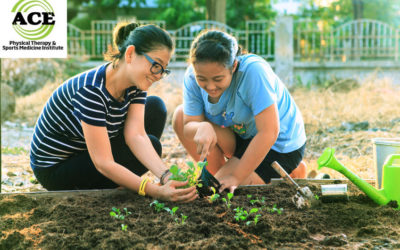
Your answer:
[1,0,400,192]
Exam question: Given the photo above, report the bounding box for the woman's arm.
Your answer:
[123,103,168,178]
[82,119,197,202]
[217,103,280,191]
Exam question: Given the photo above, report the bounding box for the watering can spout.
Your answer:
[317,148,391,206]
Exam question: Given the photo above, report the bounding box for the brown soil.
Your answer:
[1,181,399,249]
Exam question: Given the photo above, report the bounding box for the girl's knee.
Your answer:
[146,96,167,118]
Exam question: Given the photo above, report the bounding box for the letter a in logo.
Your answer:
[11,0,55,40]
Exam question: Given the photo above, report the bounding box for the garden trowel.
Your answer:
[271,161,318,209]
[196,161,221,198]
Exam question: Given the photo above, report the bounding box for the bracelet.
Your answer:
[138,178,149,196]
[160,169,170,185]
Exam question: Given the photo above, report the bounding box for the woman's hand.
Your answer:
[157,180,198,203]
[218,174,240,194]
[193,122,217,161]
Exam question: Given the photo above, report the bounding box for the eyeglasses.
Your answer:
[143,53,171,78]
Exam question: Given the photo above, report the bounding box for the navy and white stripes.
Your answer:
[30,63,147,169]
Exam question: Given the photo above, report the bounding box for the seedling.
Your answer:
[269,204,283,215]
[249,196,266,205]
[222,192,234,209]
[110,207,131,232]
[150,200,166,213]
[164,206,179,216]
[123,208,132,216]
[110,207,126,220]
[246,214,261,226]
[168,161,205,188]
[314,194,320,200]
[234,207,259,222]
[175,213,188,225]
[208,187,220,203]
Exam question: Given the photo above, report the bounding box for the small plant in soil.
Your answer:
[110,207,131,220]
[208,187,220,203]
[222,192,234,209]
[150,200,166,212]
[168,161,205,188]
[110,207,131,231]
[233,207,259,222]
[246,214,261,226]
[268,204,283,215]
[175,213,188,225]
[249,196,266,205]
[164,206,179,216]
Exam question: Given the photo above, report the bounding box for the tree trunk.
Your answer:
[352,0,364,19]
[206,0,226,24]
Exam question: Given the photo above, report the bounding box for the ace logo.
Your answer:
[11,0,56,40]
[0,0,67,58]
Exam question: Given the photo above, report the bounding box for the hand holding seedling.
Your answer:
[157,180,198,203]
[193,122,217,161]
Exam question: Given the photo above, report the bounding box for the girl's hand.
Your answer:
[218,174,240,194]
[158,180,198,203]
[193,122,217,161]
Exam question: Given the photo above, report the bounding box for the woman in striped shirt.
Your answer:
[30,22,197,202]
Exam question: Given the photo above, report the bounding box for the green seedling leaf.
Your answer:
[249,208,259,214]
[171,207,179,215]
[208,187,220,203]
[169,165,180,176]
[247,194,252,199]
[222,192,234,209]
[186,161,195,169]
[150,200,166,213]
[121,224,128,231]
[123,208,131,216]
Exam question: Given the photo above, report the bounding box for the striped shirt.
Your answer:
[30,63,147,169]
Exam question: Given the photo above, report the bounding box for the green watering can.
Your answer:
[317,148,400,209]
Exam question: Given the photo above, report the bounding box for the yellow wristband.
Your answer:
[139,178,149,196]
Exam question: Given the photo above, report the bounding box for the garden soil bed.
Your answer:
[1,180,399,249]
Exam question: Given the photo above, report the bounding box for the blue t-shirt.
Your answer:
[183,54,306,153]
[30,63,147,169]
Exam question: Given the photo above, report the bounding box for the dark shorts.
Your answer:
[233,133,306,184]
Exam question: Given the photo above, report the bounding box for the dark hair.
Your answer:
[189,30,242,69]
[104,22,173,66]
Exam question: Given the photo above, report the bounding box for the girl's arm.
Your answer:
[81,107,197,202]
[182,113,218,161]
[217,103,280,191]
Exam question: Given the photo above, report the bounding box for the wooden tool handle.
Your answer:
[271,161,300,189]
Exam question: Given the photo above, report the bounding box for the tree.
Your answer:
[226,0,276,29]
[151,0,206,29]
[206,0,226,23]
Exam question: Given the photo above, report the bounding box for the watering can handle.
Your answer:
[383,154,400,167]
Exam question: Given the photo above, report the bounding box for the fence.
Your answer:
[294,19,399,62]
[67,18,399,63]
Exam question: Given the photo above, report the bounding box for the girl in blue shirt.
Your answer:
[173,30,307,193]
